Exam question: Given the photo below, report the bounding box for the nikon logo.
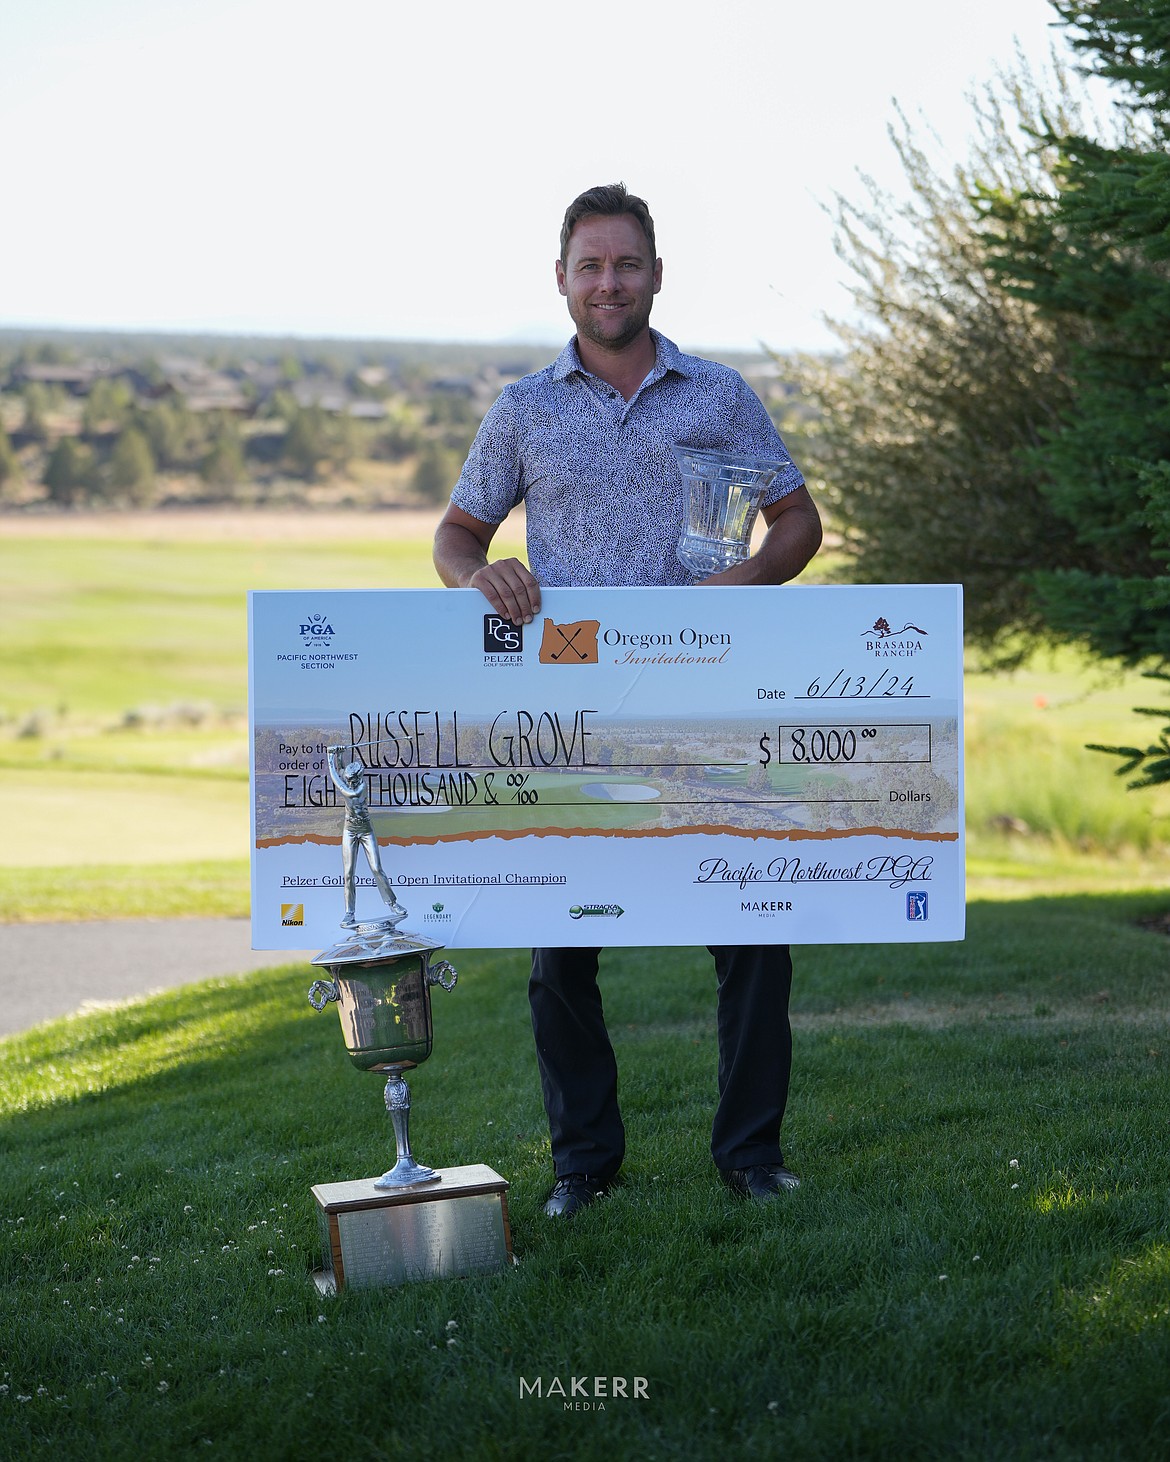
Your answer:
[280,903,304,926]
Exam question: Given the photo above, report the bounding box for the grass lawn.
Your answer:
[1,893,1168,1459]
[2,514,1169,1457]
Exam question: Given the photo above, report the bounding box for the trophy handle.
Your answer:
[426,960,457,993]
[308,978,340,1011]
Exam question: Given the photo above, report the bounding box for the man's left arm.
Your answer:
[700,483,823,587]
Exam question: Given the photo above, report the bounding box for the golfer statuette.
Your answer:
[305,745,511,1292]
[326,743,406,931]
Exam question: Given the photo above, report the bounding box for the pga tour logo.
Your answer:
[484,614,523,655]
[907,891,928,922]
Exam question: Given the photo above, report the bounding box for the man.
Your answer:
[434,183,822,1217]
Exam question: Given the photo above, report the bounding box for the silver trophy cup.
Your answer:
[674,446,787,576]
[308,929,457,1190]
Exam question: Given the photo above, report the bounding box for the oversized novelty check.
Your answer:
[249,584,964,949]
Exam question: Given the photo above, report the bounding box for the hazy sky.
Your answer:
[1,0,1084,353]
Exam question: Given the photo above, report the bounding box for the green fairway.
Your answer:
[1,894,1168,1459]
[0,528,456,720]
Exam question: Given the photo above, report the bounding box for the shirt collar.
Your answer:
[551,329,695,384]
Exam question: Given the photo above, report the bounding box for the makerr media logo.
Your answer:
[484,614,523,656]
[906,891,928,922]
[298,612,335,649]
[519,1375,648,1410]
[280,903,305,926]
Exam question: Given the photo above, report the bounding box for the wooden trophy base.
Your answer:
[311,1164,512,1293]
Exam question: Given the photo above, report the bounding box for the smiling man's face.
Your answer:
[555,212,662,354]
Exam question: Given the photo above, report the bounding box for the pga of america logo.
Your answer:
[299,612,336,649]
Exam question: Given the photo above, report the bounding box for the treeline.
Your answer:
[789,0,1170,789]
[0,336,558,509]
[0,332,788,512]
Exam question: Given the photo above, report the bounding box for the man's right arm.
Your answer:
[433,503,542,625]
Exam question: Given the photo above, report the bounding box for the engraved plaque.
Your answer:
[312,1164,512,1293]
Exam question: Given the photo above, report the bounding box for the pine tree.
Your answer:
[792,64,1089,662]
[980,0,1170,779]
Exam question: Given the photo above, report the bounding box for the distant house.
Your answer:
[152,361,252,413]
[290,380,351,414]
[12,362,101,394]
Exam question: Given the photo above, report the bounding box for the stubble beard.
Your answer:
[576,300,652,354]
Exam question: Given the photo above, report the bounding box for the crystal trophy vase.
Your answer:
[674,446,785,576]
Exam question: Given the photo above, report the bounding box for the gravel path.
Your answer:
[0,920,314,1037]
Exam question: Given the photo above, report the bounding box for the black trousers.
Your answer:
[528,944,793,1180]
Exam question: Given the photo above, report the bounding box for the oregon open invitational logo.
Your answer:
[539,619,600,664]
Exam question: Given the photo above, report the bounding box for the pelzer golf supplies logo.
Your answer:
[484,614,524,657]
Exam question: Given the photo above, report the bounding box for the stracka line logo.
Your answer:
[569,903,624,920]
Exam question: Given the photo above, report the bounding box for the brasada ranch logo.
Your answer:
[863,616,928,659]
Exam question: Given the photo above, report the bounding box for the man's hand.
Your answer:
[434,503,542,623]
[466,557,542,624]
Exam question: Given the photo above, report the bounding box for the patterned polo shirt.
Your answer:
[451,330,804,588]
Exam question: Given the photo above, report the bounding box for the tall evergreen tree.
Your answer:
[979,0,1170,779]
[793,65,1089,662]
